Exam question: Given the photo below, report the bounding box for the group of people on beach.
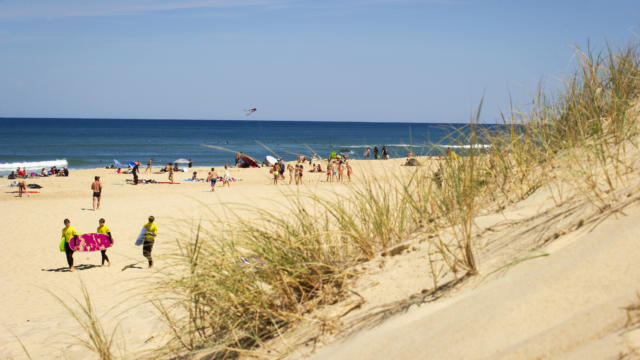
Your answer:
[205,164,231,191]
[8,166,68,179]
[60,216,157,272]
[363,146,389,160]
[326,158,352,182]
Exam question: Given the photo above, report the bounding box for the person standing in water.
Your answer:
[61,219,78,272]
[142,216,158,268]
[91,176,102,210]
[97,218,112,266]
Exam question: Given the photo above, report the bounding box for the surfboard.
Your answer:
[135,227,146,246]
[69,233,112,252]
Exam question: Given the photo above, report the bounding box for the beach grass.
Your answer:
[141,41,640,358]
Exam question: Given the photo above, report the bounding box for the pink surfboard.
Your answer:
[69,233,113,252]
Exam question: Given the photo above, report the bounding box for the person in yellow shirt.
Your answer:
[97,218,112,267]
[142,216,158,268]
[61,218,78,272]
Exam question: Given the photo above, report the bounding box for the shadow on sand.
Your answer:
[41,264,101,272]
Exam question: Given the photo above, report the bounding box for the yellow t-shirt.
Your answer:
[97,225,110,234]
[61,225,78,243]
[144,222,158,241]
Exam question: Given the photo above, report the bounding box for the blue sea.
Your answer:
[0,118,496,175]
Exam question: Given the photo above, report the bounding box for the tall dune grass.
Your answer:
[153,42,640,357]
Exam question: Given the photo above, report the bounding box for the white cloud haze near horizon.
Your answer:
[0,0,638,122]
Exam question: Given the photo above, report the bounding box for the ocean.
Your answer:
[0,118,496,175]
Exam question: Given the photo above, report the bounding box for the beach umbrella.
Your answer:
[174,158,190,164]
[113,159,122,169]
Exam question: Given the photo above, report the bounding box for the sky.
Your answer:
[0,0,639,123]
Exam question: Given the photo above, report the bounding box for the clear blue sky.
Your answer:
[0,0,638,122]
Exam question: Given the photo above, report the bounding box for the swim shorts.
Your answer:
[93,192,101,198]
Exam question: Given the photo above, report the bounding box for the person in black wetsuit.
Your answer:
[132,162,139,185]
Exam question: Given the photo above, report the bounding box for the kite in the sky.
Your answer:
[245,107,257,116]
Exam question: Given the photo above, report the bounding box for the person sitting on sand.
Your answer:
[142,216,158,268]
[97,218,112,267]
[92,176,102,210]
[61,219,78,272]
[191,171,198,181]
[173,163,179,172]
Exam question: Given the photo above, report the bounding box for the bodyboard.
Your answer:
[69,233,112,252]
[135,227,146,246]
[59,237,66,252]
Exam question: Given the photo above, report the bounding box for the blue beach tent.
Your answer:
[113,159,122,169]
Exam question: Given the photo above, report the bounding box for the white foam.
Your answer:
[0,159,68,172]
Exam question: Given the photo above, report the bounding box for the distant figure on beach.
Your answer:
[273,162,280,185]
[374,146,379,159]
[223,163,231,188]
[338,162,344,181]
[169,166,174,183]
[288,164,294,184]
[346,162,353,182]
[173,163,179,171]
[278,159,285,180]
[61,219,78,272]
[364,147,371,160]
[381,146,389,160]
[297,164,304,185]
[446,148,459,161]
[18,181,27,197]
[297,154,306,163]
[132,162,140,185]
[188,158,193,168]
[235,152,242,167]
[91,176,102,210]
[207,168,218,191]
[97,218,112,267]
[145,158,153,173]
[142,216,157,268]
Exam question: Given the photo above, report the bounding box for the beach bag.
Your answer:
[59,237,66,252]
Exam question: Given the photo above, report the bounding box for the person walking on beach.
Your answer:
[169,166,174,183]
[61,219,78,272]
[297,164,304,185]
[223,163,231,188]
[273,162,280,185]
[91,176,102,210]
[364,147,371,160]
[188,158,193,168]
[278,159,285,180]
[374,146,379,159]
[207,167,218,191]
[142,216,158,268]
[145,158,153,173]
[132,162,140,184]
[97,218,112,267]
[288,164,294,184]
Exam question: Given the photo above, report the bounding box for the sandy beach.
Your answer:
[0,158,417,359]
[2,148,640,360]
